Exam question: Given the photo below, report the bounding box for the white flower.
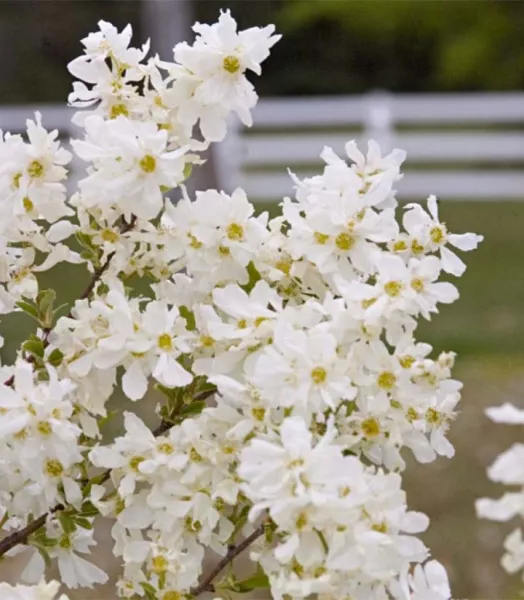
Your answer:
[403,195,483,276]
[485,402,524,424]
[172,10,280,140]
[0,580,68,600]
[250,321,356,418]
[73,115,188,220]
[393,560,451,600]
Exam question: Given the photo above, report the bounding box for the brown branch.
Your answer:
[0,387,216,558]
[191,522,266,596]
[0,504,64,557]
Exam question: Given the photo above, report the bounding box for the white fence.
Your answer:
[216,92,524,202]
[2,93,524,202]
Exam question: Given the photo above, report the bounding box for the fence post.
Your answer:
[364,91,394,152]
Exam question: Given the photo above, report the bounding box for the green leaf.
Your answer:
[79,501,99,517]
[154,383,180,401]
[180,400,206,417]
[48,348,64,367]
[183,162,193,180]
[16,300,39,320]
[36,289,57,328]
[179,305,196,331]
[22,338,45,358]
[233,570,270,593]
[195,377,217,395]
[74,517,93,530]
[96,282,110,296]
[97,409,120,429]
[242,261,262,293]
[36,289,56,315]
[75,231,97,251]
[80,250,96,261]
[58,513,77,534]
[140,582,158,600]
[228,505,251,543]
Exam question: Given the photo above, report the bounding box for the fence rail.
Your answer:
[216,92,524,202]
[2,92,524,202]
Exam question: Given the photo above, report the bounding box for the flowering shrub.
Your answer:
[0,11,483,600]
[476,404,524,581]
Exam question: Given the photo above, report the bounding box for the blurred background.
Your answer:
[1,1,524,598]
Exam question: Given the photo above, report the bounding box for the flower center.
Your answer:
[12,172,22,189]
[37,421,52,436]
[310,366,327,384]
[392,239,408,252]
[399,355,415,369]
[384,280,403,297]
[45,459,64,477]
[163,593,182,600]
[295,512,308,530]
[411,239,425,254]
[200,335,215,347]
[27,160,44,178]
[139,154,157,173]
[188,234,202,249]
[157,442,174,455]
[361,417,380,437]
[335,232,355,251]
[129,455,145,472]
[101,228,120,243]
[377,371,396,390]
[110,103,129,119]
[151,555,168,573]
[275,259,291,275]
[22,197,34,212]
[252,407,266,421]
[411,278,425,293]
[314,231,330,245]
[158,333,173,351]
[226,222,244,241]
[425,407,441,424]
[223,55,241,73]
[430,225,446,245]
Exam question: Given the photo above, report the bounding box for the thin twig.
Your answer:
[190,523,266,596]
[0,387,216,557]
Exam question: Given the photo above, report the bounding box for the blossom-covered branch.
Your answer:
[0,9,482,600]
[0,386,216,560]
[190,522,266,596]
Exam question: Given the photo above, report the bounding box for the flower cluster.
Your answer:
[0,11,482,600]
[0,113,80,348]
[476,403,524,580]
[0,580,68,600]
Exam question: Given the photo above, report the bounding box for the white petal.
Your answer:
[486,403,524,424]
[122,361,149,400]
